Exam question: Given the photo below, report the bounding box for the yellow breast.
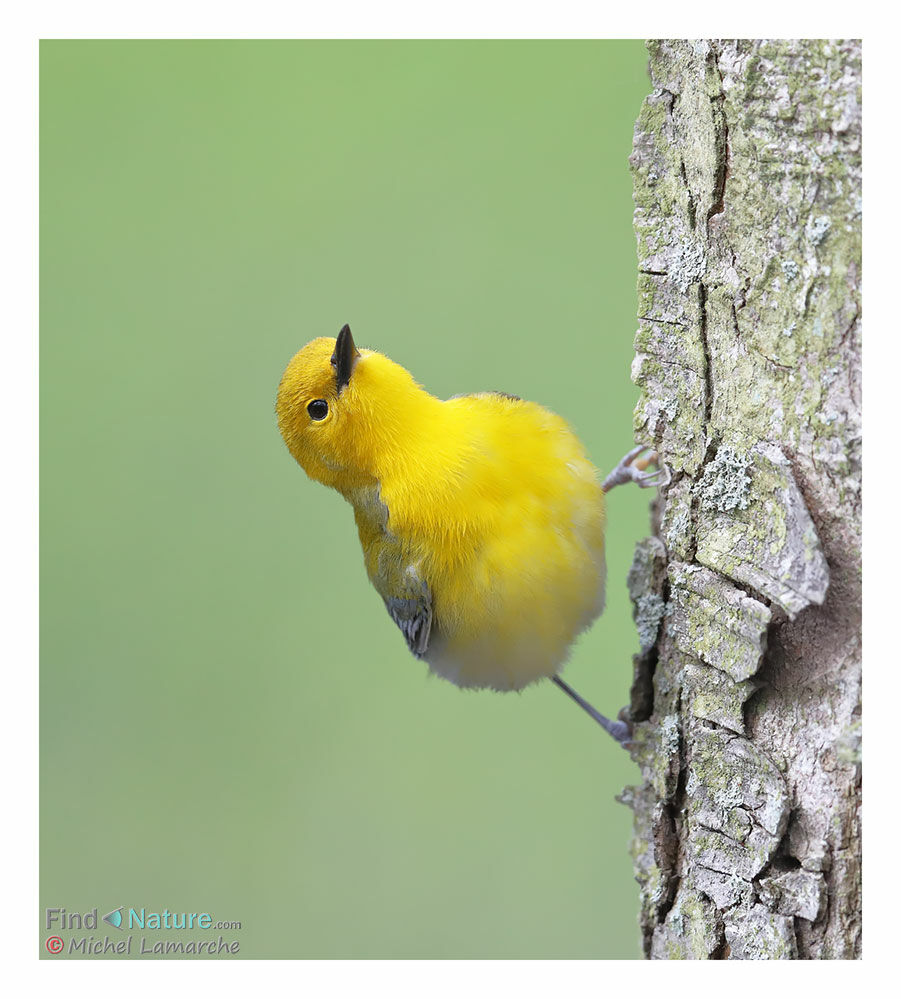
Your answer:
[352,392,606,691]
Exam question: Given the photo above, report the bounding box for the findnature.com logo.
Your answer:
[44,907,242,957]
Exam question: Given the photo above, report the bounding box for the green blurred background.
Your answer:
[40,40,651,959]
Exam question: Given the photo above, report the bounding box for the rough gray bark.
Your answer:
[619,40,861,960]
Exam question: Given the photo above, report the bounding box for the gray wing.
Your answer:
[383,567,432,660]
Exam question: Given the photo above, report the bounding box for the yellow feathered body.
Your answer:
[276,331,606,692]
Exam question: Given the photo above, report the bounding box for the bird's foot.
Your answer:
[612,707,634,748]
[602,445,671,493]
[551,676,633,748]
[605,716,633,747]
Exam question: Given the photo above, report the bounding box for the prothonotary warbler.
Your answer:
[276,325,668,744]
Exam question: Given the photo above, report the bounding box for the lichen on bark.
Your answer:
[621,39,861,960]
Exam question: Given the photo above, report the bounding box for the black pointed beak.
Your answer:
[331,323,361,394]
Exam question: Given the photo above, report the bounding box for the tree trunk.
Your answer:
[620,39,861,960]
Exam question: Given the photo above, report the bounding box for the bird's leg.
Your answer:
[572,445,666,745]
[551,675,631,747]
[603,445,671,493]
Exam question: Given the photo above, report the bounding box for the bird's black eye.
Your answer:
[307,399,329,421]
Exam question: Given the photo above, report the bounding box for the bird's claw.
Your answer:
[613,707,635,748]
[632,464,671,489]
[603,446,671,493]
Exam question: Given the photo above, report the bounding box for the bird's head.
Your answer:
[276,324,427,492]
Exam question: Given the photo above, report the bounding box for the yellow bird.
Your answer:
[276,325,666,743]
